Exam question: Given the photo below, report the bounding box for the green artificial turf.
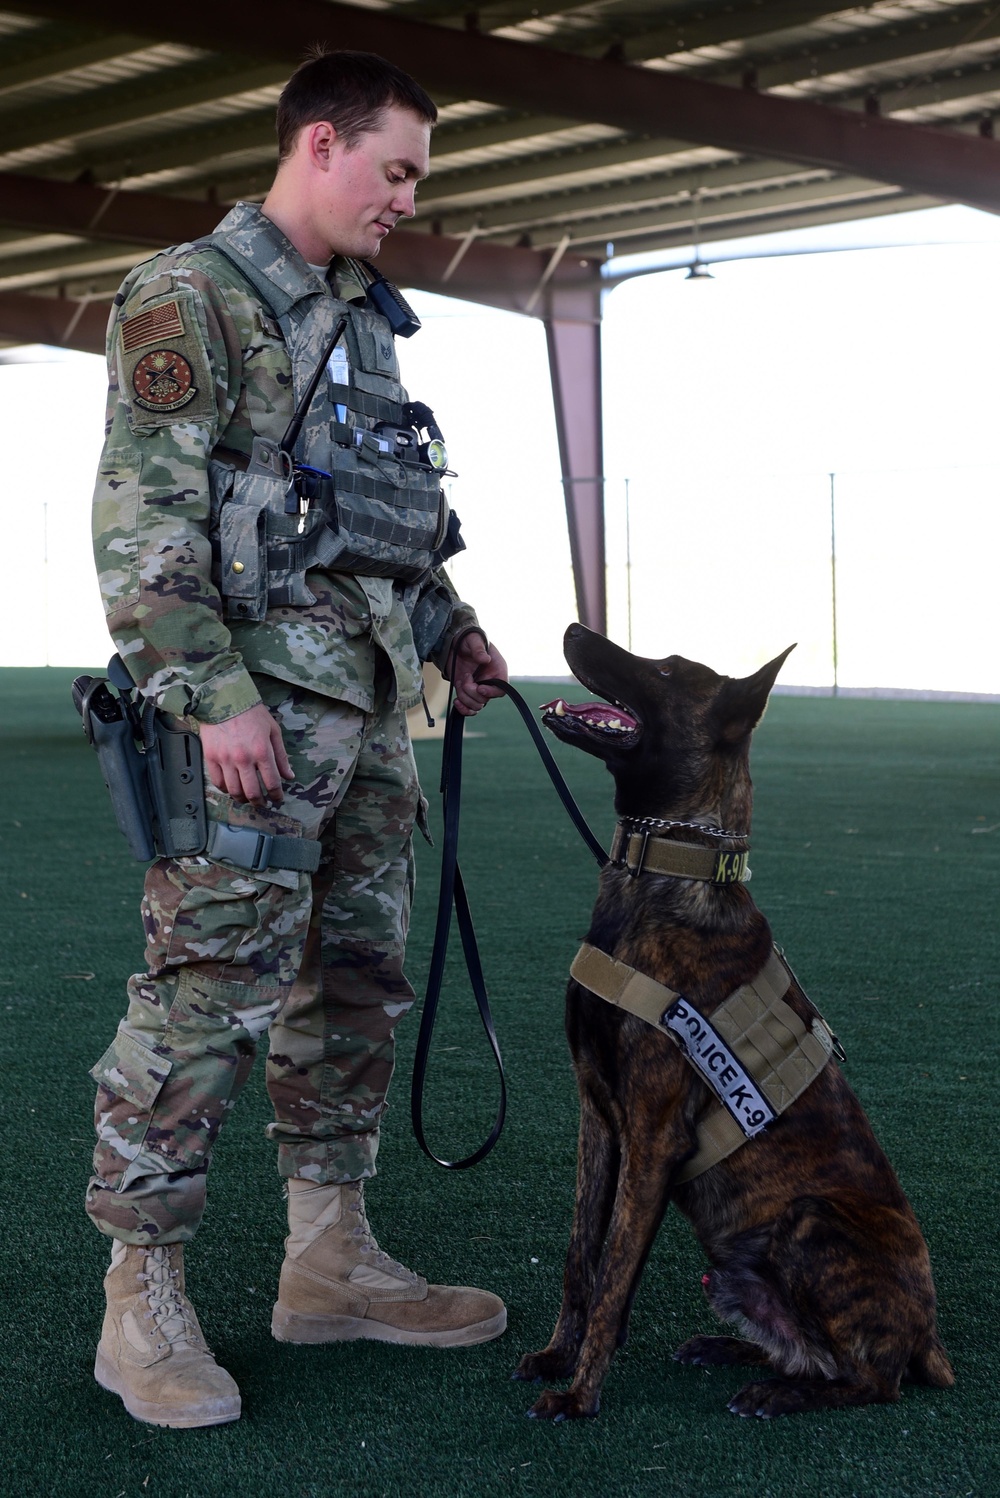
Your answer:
[1,668,997,1498]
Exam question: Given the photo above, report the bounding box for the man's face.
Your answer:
[310,104,431,259]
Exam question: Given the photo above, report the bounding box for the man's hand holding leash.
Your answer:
[448,628,508,717]
[202,630,508,808]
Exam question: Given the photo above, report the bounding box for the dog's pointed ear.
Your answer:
[711,645,796,745]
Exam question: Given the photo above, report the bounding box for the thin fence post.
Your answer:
[830,471,839,697]
[624,476,633,651]
[43,499,50,668]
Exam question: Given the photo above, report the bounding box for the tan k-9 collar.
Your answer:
[610,823,750,883]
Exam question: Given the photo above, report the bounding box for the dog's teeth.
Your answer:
[554,701,566,717]
[609,718,621,728]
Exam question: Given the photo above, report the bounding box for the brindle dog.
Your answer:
[514,624,952,1422]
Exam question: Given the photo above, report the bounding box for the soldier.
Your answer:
[87,48,509,1428]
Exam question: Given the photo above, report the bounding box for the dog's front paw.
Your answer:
[526,1387,600,1422]
[512,1348,577,1384]
[727,1379,807,1419]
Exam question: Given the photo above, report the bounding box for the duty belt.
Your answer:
[569,943,840,1182]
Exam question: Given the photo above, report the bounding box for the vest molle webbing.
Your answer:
[569,943,839,1182]
[205,222,461,617]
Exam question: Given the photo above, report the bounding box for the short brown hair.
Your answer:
[276,48,437,159]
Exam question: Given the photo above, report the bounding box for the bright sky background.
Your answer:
[2,203,998,693]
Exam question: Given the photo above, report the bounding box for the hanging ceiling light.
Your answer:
[685,186,714,280]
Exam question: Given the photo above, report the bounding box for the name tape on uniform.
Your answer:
[662,999,776,1137]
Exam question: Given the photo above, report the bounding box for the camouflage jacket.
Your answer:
[93,202,477,722]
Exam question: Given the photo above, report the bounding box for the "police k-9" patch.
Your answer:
[662,999,776,1137]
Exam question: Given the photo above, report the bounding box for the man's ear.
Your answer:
[711,645,796,746]
[306,120,338,169]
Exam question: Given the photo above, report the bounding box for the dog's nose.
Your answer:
[565,623,585,641]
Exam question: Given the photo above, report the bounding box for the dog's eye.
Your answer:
[659,669,671,677]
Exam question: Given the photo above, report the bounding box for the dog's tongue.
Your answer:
[540,698,638,731]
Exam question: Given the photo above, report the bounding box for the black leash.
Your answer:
[482,679,609,871]
[410,671,608,1169]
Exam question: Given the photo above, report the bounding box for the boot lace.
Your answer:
[139,1246,202,1351]
[346,1186,420,1285]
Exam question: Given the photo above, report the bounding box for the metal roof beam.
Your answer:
[0,171,602,314]
[871,70,1000,120]
[7,2,999,215]
[0,239,154,289]
[602,190,939,261]
[402,0,590,26]
[3,187,946,350]
[21,63,997,218]
[414,0,852,57]
[0,108,279,181]
[421,73,1000,224]
[423,19,1000,185]
[421,158,825,236]
[6,1,1000,211]
[0,287,110,352]
[8,1,1000,213]
[431,111,593,157]
[420,141,724,213]
[555,176,908,251]
[3,158,906,276]
[537,0,1000,73]
[746,13,1000,94]
[0,21,149,95]
[0,57,288,155]
[0,172,224,248]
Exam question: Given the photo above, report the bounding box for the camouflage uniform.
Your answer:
[86,204,476,1244]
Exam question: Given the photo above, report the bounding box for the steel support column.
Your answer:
[544,277,605,635]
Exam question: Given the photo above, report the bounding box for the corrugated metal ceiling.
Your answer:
[1,0,999,302]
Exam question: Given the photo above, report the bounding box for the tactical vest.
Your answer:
[209,227,462,619]
[111,208,460,622]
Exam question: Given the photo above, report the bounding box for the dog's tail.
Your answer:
[907,1335,955,1388]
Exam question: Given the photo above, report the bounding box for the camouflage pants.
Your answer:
[86,663,422,1244]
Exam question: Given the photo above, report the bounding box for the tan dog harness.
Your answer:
[569,943,839,1182]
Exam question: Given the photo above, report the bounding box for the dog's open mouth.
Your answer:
[540,697,641,745]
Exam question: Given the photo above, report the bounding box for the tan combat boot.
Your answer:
[271,1179,506,1348]
[95,1241,241,1428]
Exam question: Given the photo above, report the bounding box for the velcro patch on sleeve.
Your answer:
[117,290,216,430]
[663,999,776,1137]
[121,298,185,353]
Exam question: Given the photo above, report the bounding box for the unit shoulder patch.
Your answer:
[132,348,197,413]
[117,288,216,431]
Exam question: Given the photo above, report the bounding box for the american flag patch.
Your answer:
[121,299,185,353]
